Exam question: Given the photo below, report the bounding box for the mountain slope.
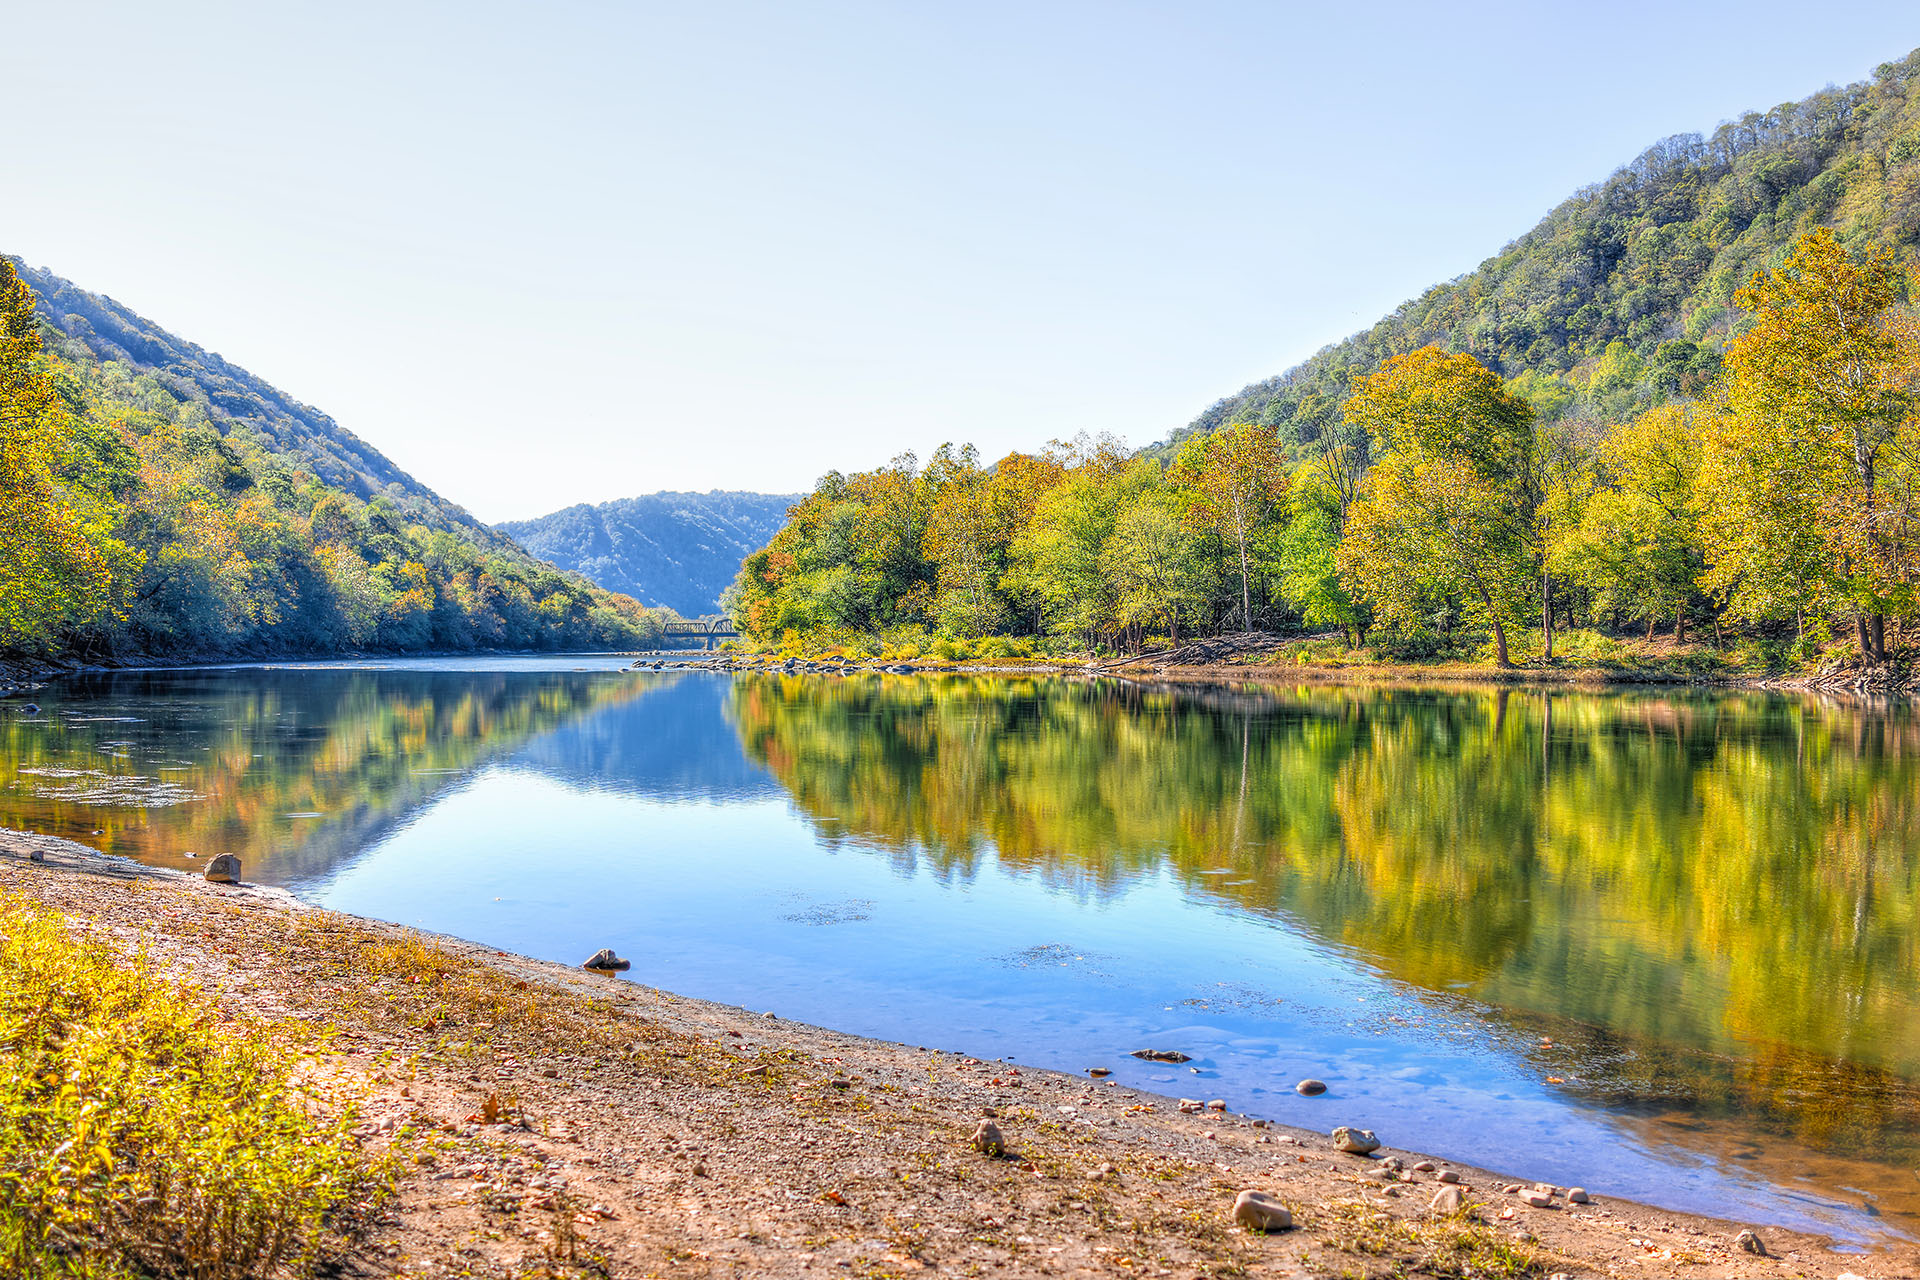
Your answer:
[1165,46,1920,453]
[17,261,508,545]
[1,256,666,659]
[500,491,800,616]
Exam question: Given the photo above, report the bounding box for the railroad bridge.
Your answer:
[661,617,740,650]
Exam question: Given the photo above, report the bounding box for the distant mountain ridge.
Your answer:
[500,491,800,616]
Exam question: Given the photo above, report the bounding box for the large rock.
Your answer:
[1330,1125,1380,1155]
[1232,1189,1293,1232]
[582,948,631,972]
[971,1120,1005,1155]
[1429,1185,1467,1214]
[204,854,241,884]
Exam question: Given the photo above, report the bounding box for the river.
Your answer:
[2,656,1916,1245]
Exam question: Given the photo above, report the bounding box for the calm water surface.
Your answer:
[4,657,1918,1244]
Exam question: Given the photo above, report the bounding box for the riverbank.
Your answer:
[0,829,1895,1279]
[679,628,1920,699]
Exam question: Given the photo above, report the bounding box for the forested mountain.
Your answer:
[1,257,669,661]
[500,491,799,616]
[733,48,1920,671]
[1164,46,1920,455]
[17,262,504,541]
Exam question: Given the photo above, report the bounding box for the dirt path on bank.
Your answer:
[0,829,1904,1280]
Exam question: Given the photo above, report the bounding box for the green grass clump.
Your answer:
[0,892,386,1278]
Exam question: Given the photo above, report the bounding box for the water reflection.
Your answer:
[5,663,1920,1240]
[727,674,1920,1222]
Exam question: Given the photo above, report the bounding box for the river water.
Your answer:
[3,656,1917,1245]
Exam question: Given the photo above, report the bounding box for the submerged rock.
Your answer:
[1330,1125,1380,1155]
[204,853,241,884]
[1130,1049,1192,1063]
[1231,1189,1292,1232]
[582,948,631,972]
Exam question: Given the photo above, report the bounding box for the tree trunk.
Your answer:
[1542,567,1554,661]
[1490,615,1511,667]
[1676,610,1687,643]
[1646,615,1658,643]
[1236,525,1252,634]
[1857,612,1875,661]
[1872,614,1886,662]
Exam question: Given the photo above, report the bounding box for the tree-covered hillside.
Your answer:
[1163,46,1920,456]
[1,258,669,661]
[500,491,800,616]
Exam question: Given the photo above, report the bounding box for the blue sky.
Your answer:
[10,2,1920,520]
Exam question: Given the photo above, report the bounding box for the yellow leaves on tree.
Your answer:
[0,259,126,652]
[1705,228,1920,657]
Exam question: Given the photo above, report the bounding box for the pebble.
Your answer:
[1205,1099,1226,1111]
[1412,1160,1436,1172]
[1330,1126,1380,1155]
[582,948,631,972]
[1435,1169,1460,1184]
[1567,1187,1590,1204]
[1178,1099,1203,1113]
[971,1120,1005,1156]
[1094,1162,1117,1179]
[1231,1189,1293,1232]
[204,853,241,884]
[1429,1185,1467,1214]
[1520,1188,1555,1208]
[1295,1079,1327,1096]
[1087,1067,1111,1077]
[1734,1229,1767,1257]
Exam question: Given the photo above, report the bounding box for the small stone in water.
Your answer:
[582,948,631,972]
[1087,1067,1111,1077]
[1232,1189,1292,1232]
[1295,1079,1327,1096]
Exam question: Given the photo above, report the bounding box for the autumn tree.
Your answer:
[1704,229,1920,660]
[1338,347,1538,666]
[1557,405,1705,640]
[1171,421,1287,630]
[0,260,132,652]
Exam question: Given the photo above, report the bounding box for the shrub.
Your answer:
[0,892,385,1278]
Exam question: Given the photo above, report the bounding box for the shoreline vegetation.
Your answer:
[725,231,1920,699]
[0,829,1892,1279]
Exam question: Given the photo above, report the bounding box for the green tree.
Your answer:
[1339,347,1539,666]
[1171,421,1287,630]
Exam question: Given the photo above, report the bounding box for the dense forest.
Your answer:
[732,51,1920,668]
[1167,47,1920,456]
[499,490,800,616]
[0,260,669,660]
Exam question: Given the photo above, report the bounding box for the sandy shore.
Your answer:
[0,827,1902,1279]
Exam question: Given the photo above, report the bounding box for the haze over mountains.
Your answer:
[499,493,799,617]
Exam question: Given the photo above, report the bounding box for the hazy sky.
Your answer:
[10,3,1920,521]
